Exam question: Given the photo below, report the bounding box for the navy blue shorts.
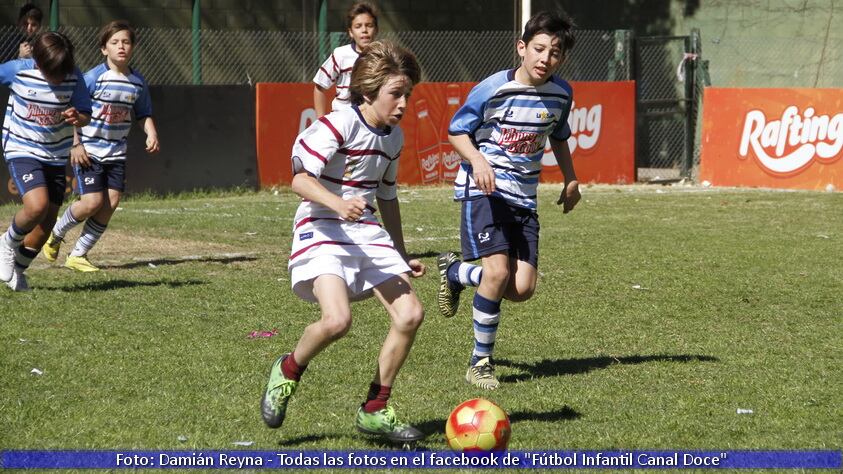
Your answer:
[73,160,126,194]
[7,158,67,205]
[460,196,540,268]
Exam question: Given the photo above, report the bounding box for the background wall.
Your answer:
[0,85,257,204]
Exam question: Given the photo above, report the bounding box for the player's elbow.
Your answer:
[290,172,312,197]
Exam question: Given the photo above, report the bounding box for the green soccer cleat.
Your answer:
[42,233,62,263]
[355,405,425,443]
[261,354,298,429]
[466,357,500,390]
[64,255,99,272]
[437,252,463,318]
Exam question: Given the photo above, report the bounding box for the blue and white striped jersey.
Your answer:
[79,63,152,162]
[449,69,573,210]
[0,58,92,164]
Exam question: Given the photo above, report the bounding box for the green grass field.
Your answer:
[1,185,840,457]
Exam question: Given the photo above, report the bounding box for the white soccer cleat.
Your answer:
[6,268,30,292]
[0,238,16,282]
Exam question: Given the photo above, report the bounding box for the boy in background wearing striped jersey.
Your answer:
[437,11,582,390]
[0,32,92,291]
[313,2,378,117]
[262,41,426,444]
[43,21,159,272]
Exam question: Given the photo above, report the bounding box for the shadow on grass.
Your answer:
[415,405,581,436]
[277,406,580,448]
[40,279,206,292]
[98,254,259,270]
[496,354,719,383]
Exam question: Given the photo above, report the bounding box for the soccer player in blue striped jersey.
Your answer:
[0,32,91,291]
[437,10,582,390]
[43,21,159,272]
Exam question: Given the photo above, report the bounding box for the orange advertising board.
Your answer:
[256,81,635,186]
[700,88,842,190]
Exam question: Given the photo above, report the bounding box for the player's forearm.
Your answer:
[550,137,577,183]
[449,133,486,168]
[377,196,408,260]
[142,116,158,138]
[313,85,329,118]
[291,172,345,213]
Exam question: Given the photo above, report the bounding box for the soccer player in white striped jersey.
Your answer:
[437,10,582,390]
[43,21,159,272]
[312,2,378,117]
[262,41,426,445]
[0,32,91,291]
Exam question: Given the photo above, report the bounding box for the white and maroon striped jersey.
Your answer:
[289,105,403,267]
[312,43,360,112]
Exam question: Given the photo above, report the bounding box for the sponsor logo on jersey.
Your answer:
[739,105,843,174]
[500,127,543,154]
[99,103,130,124]
[536,110,556,120]
[299,232,314,241]
[24,104,63,125]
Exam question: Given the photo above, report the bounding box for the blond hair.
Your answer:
[348,41,421,105]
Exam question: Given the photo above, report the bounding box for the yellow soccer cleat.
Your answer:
[42,233,62,263]
[64,255,100,272]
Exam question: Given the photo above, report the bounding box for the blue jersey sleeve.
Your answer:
[550,79,574,141]
[0,58,32,86]
[448,70,509,136]
[134,77,153,119]
[70,67,93,114]
[83,64,105,96]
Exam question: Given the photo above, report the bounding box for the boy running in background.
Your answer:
[262,40,426,444]
[0,32,91,291]
[437,10,582,390]
[43,20,159,271]
[313,2,378,117]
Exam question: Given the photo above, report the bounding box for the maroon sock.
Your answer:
[363,383,392,413]
[280,352,306,381]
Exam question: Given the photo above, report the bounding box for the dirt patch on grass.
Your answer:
[44,228,241,264]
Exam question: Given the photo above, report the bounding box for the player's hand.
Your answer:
[62,107,83,126]
[471,160,496,195]
[70,143,91,169]
[145,134,160,154]
[18,42,31,58]
[556,180,581,213]
[406,258,426,278]
[336,196,368,221]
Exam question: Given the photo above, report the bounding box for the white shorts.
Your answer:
[290,253,411,303]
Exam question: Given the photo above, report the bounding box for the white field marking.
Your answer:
[129,208,292,222]
[405,236,457,243]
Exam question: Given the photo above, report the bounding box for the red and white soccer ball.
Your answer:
[445,398,511,451]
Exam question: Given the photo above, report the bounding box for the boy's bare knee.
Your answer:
[483,265,510,288]
[22,204,49,222]
[322,313,352,340]
[78,196,104,215]
[396,304,424,332]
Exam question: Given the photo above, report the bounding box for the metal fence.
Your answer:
[0,25,631,85]
[703,35,843,88]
